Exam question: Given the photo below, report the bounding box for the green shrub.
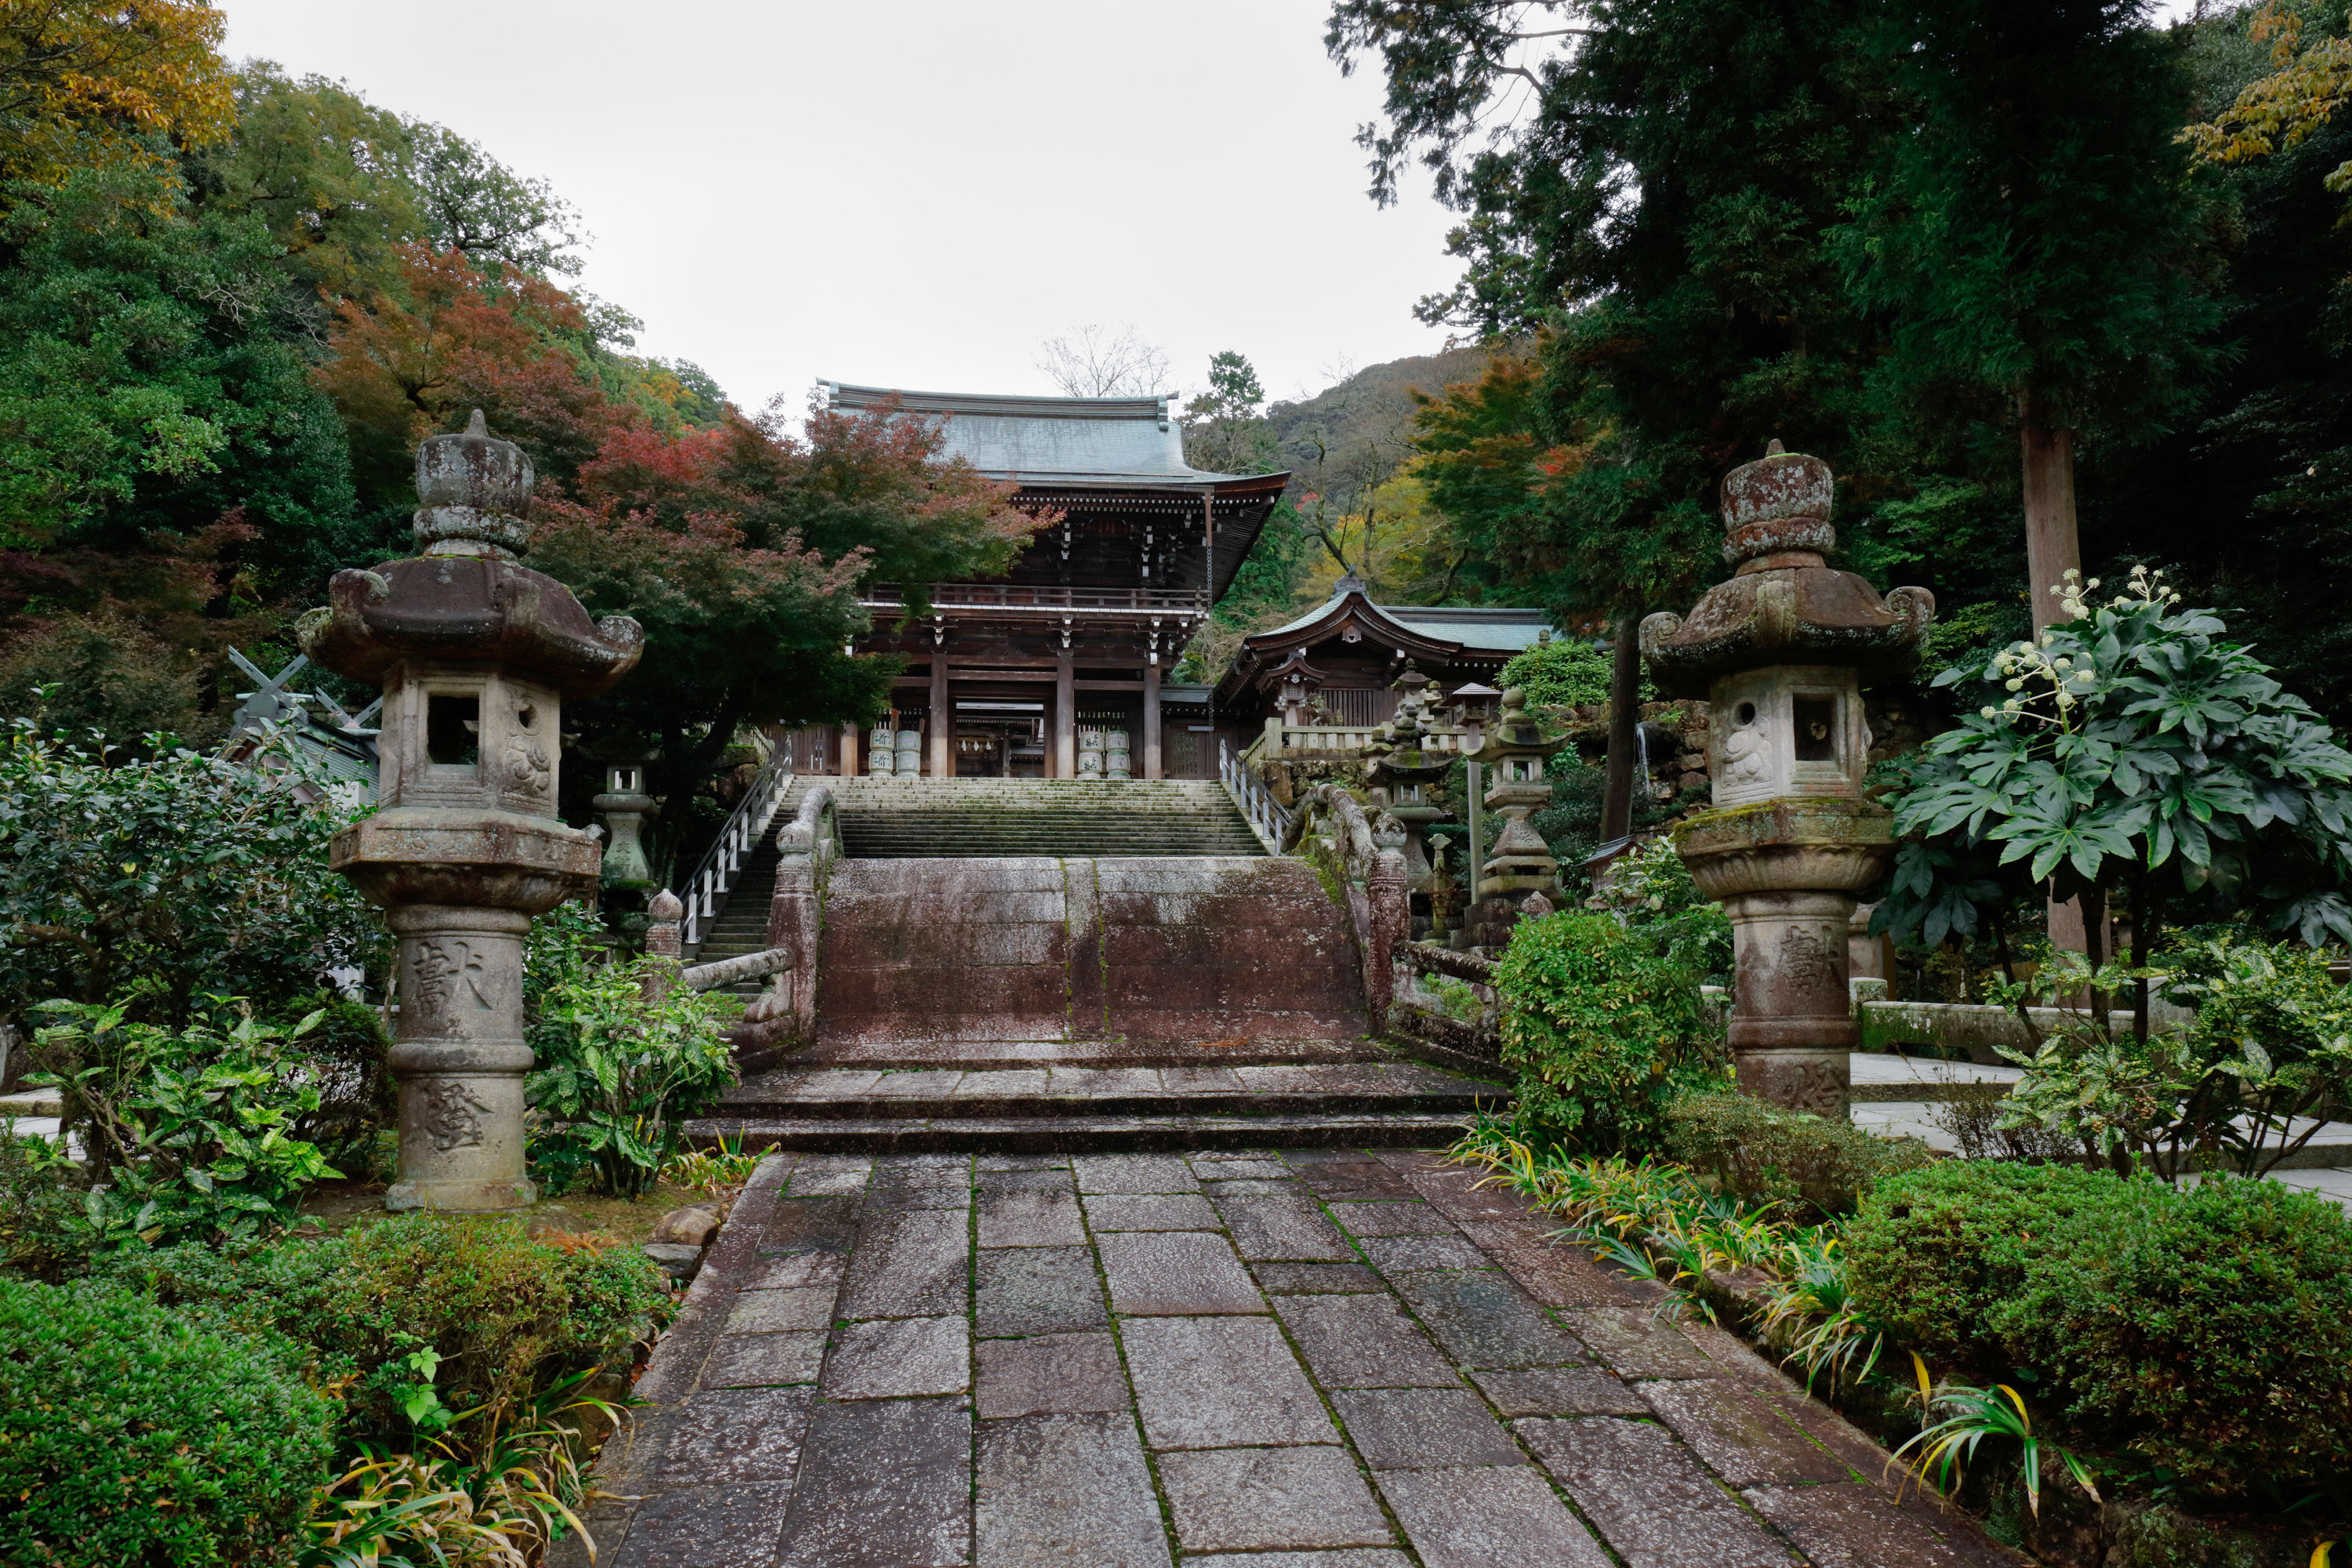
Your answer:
[526,939,738,1198]
[96,1214,673,1445]
[1494,912,1725,1152]
[1845,1161,2132,1369]
[1665,1090,1930,1218]
[2006,1175,2352,1494]
[1585,837,1733,986]
[26,999,343,1247]
[0,1276,335,1566]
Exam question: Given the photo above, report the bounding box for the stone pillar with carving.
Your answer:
[301,410,644,1210]
[1640,441,1932,1113]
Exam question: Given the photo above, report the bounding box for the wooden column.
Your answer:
[1142,659,1163,779]
[839,721,858,777]
[1054,648,1076,779]
[928,659,950,778]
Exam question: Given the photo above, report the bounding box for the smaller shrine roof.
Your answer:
[1248,579,1552,660]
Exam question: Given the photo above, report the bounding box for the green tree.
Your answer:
[1183,350,1279,476]
[1331,0,1893,842]
[1836,0,2223,633]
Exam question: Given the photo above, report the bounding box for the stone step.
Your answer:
[684,1110,1481,1154]
[718,1063,1507,1121]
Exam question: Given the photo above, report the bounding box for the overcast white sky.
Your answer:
[218,0,1465,414]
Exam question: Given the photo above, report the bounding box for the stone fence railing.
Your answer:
[1298,782,1409,1036]
[1385,942,1502,1063]
[1243,715,1479,768]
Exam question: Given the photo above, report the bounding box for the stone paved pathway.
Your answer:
[571,1147,2020,1568]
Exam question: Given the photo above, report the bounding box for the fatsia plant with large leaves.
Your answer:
[1878,568,2352,977]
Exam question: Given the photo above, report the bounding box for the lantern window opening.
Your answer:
[1791,694,1838,764]
[426,692,481,768]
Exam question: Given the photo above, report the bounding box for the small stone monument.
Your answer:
[595,762,659,887]
[1461,687,1570,948]
[1641,441,1932,1113]
[300,410,644,1210]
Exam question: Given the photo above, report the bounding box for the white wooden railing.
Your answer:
[1220,739,1296,855]
[675,748,796,948]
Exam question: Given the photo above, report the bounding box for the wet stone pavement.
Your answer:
[568,1149,2017,1568]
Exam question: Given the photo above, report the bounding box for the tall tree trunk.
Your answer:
[2020,394,2082,633]
[2022,390,2096,958]
[1600,614,1642,844]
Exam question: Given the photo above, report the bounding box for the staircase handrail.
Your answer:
[1220,739,1296,855]
[676,747,795,948]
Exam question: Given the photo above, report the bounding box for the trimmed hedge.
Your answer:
[0,1276,335,1566]
[1844,1161,2129,1367]
[1664,1089,1930,1218]
[1848,1163,2352,1497]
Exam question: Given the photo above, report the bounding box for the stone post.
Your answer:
[301,410,644,1210]
[1641,441,1932,1113]
[594,763,658,887]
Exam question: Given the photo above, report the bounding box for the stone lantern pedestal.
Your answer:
[301,411,643,1210]
[1642,442,1931,1113]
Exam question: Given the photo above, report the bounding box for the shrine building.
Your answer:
[800,383,1288,779]
[777,381,1557,779]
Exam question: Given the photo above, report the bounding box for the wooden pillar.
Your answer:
[1143,659,1163,779]
[839,721,858,777]
[928,659,949,778]
[1054,648,1076,779]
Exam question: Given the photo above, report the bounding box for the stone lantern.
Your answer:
[300,410,644,1210]
[1461,687,1570,948]
[1363,663,1453,894]
[1640,441,1932,1112]
[594,763,659,887]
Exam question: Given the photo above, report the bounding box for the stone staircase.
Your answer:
[828,776,1265,858]
[684,845,1508,1152]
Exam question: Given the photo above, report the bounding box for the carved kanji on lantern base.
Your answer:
[303,411,642,1210]
[1642,442,1932,1113]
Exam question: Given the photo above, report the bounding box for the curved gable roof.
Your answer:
[823,382,1277,488]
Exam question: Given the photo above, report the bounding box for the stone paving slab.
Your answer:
[571,1148,2016,1568]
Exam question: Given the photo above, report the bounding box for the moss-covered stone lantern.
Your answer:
[300,411,644,1210]
[1640,441,1933,1112]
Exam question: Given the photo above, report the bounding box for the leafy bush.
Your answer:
[1588,835,1733,985]
[1494,912,1725,1152]
[1849,1163,2352,1499]
[93,1214,673,1448]
[26,999,344,1247]
[2005,1175,2352,1496]
[1665,1089,1929,1218]
[1996,935,2352,1178]
[1498,636,1617,709]
[1881,568,2352,953]
[0,1276,336,1567]
[525,923,737,1197]
[0,719,388,1026]
[1844,1161,2132,1369]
